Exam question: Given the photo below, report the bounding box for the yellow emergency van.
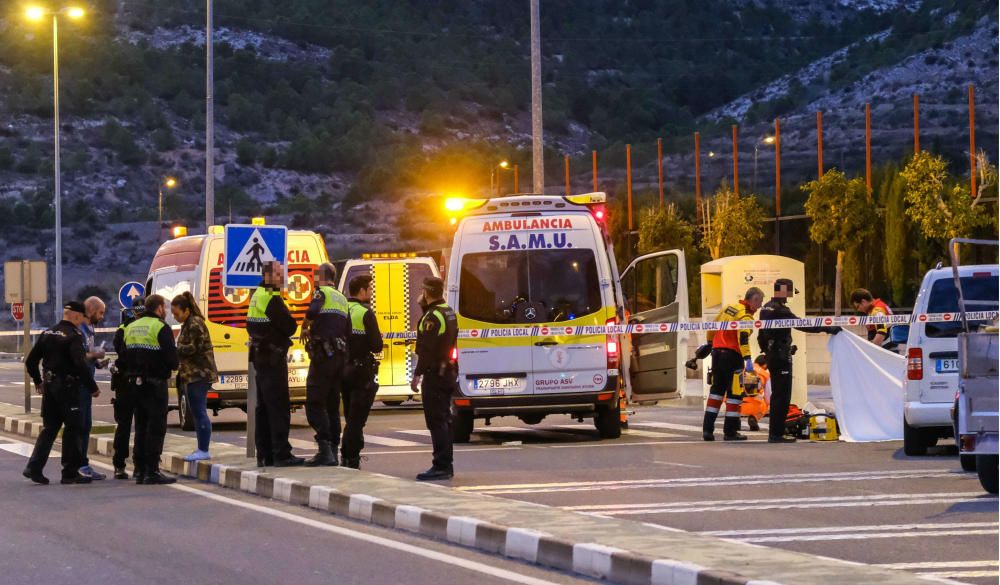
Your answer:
[444,193,689,442]
[144,225,329,429]
[338,253,442,406]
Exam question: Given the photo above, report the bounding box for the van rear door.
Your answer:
[620,250,688,402]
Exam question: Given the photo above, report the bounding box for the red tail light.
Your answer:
[606,317,619,369]
[590,204,607,223]
[907,347,923,380]
[450,347,458,362]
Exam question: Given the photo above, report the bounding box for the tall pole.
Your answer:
[514,164,519,194]
[969,84,977,199]
[913,94,920,154]
[205,0,216,227]
[626,144,633,231]
[657,138,664,208]
[564,154,570,196]
[529,0,544,193]
[53,14,63,322]
[694,132,702,224]
[158,187,163,225]
[592,150,597,192]
[817,111,824,178]
[865,102,872,197]
[774,118,781,255]
[731,125,739,195]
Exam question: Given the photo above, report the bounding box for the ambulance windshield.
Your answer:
[459,249,601,324]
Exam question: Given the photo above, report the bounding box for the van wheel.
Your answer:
[976,455,998,494]
[960,454,977,472]
[453,411,474,444]
[595,404,622,439]
[903,419,931,456]
[178,391,195,432]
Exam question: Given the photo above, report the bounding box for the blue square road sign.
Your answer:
[223,224,288,289]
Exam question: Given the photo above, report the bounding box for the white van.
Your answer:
[445,193,688,441]
[339,254,441,405]
[901,264,999,456]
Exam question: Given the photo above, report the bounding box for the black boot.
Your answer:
[416,467,453,481]
[256,454,274,467]
[305,441,338,467]
[114,467,129,480]
[702,410,719,441]
[342,456,361,469]
[22,468,49,485]
[274,454,306,467]
[723,416,747,441]
[143,469,177,485]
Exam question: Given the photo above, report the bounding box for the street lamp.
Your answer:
[753,135,775,193]
[491,160,513,196]
[159,177,178,225]
[23,4,86,323]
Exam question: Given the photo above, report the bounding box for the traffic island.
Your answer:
[0,402,925,585]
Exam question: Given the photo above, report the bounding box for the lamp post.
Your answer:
[159,177,178,225]
[25,4,85,322]
[753,135,775,193]
[491,161,511,196]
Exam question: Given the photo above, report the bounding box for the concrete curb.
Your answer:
[0,407,925,585]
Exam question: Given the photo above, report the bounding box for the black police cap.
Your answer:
[64,301,86,314]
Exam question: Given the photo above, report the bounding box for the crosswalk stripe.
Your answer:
[364,435,424,447]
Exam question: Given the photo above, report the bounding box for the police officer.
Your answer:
[123,294,179,484]
[247,260,304,467]
[301,263,349,467]
[758,279,840,443]
[411,277,458,481]
[111,298,145,479]
[341,274,382,469]
[703,287,764,442]
[22,302,100,485]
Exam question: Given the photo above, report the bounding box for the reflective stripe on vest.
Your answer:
[123,316,166,350]
[247,287,280,323]
[348,301,369,335]
[419,303,452,336]
[319,286,349,317]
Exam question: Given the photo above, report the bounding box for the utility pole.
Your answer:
[53,13,63,321]
[530,0,544,193]
[205,0,215,227]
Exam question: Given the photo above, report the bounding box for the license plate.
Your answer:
[473,377,524,393]
[288,369,307,386]
[219,374,248,389]
[936,359,959,374]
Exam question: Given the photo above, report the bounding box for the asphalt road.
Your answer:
[0,433,594,585]
[1,359,996,584]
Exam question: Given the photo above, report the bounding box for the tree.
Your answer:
[700,182,765,260]
[803,169,876,315]
[637,203,695,256]
[881,169,909,306]
[900,151,991,241]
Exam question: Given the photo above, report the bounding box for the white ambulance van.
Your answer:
[445,193,688,442]
[339,253,442,406]
[144,224,328,429]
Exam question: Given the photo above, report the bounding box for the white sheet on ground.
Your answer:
[828,330,906,442]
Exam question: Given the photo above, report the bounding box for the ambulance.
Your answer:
[144,223,329,430]
[338,253,442,406]
[444,193,688,442]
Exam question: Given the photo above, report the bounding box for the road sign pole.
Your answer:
[246,361,256,460]
[21,261,32,414]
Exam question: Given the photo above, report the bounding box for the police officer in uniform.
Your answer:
[22,302,100,485]
[341,274,382,469]
[111,298,144,479]
[247,260,304,467]
[703,287,764,442]
[758,279,840,443]
[123,294,179,484]
[411,277,458,481]
[301,263,349,467]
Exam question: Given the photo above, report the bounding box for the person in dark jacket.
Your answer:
[340,274,383,469]
[247,260,304,467]
[758,279,840,443]
[123,294,179,484]
[111,299,144,479]
[172,291,218,462]
[22,301,100,485]
[411,277,458,481]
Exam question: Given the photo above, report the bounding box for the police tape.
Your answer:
[1,311,996,339]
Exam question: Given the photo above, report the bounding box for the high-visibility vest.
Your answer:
[347,300,369,335]
[318,285,349,317]
[247,286,281,324]
[123,316,166,350]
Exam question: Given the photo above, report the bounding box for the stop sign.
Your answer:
[11,303,24,321]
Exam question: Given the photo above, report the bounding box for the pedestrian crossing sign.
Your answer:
[223,224,288,288]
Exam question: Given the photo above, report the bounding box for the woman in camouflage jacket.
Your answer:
[171,292,218,461]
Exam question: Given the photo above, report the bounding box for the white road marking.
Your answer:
[458,469,958,494]
[877,561,999,570]
[700,521,999,542]
[632,421,767,435]
[365,435,425,448]
[0,442,35,457]
[703,521,999,537]
[566,492,996,514]
[917,570,999,579]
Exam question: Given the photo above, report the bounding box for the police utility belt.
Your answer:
[127,374,166,386]
[42,370,79,386]
[308,337,347,359]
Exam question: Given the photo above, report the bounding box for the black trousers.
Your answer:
[133,379,169,473]
[305,353,344,445]
[766,357,793,440]
[111,376,144,471]
[26,378,84,479]
[341,368,377,460]
[253,356,293,460]
[421,371,455,470]
[703,348,745,437]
